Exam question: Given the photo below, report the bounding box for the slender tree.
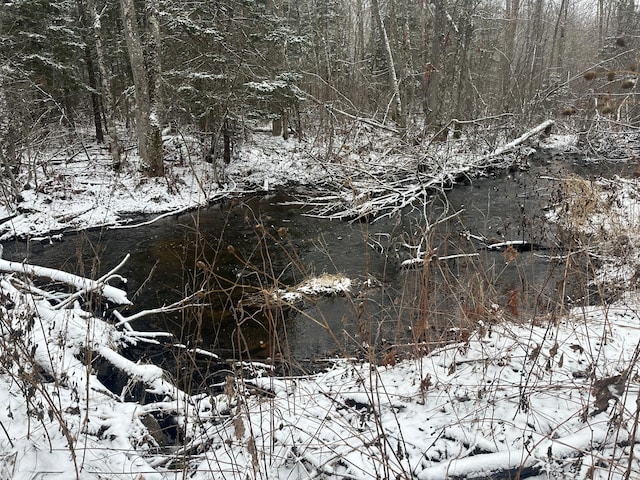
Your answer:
[551,0,569,70]
[371,0,404,128]
[77,0,103,144]
[83,0,122,169]
[424,0,444,126]
[502,0,520,111]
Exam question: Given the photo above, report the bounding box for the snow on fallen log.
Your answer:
[0,268,206,478]
[400,251,479,268]
[482,119,554,160]
[417,428,609,480]
[306,120,555,223]
[0,255,131,305]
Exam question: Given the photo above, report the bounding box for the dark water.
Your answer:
[2,151,634,376]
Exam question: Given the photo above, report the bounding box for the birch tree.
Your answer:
[371,0,405,128]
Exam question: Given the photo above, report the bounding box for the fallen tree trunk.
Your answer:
[417,427,609,480]
[0,255,131,305]
[483,119,554,160]
[305,119,556,223]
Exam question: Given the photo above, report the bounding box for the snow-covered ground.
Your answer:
[1,126,640,479]
[0,129,324,240]
[0,122,536,239]
[2,264,640,480]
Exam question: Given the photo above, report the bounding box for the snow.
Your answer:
[283,272,352,300]
[1,125,640,479]
[192,302,640,479]
[0,130,347,240]
[0,257,131,305]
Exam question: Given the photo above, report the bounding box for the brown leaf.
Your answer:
[234,416,245,439]
[503,245,518,262]
[420,374,432,394]
[224,375,235,399]
[570,344,584,354]
[529,344,541,363]
[381,349,397,368]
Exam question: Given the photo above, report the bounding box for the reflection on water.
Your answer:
[2,151,629,369]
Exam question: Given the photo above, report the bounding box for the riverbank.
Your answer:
[2,124,640,479]
[0,121,562,241]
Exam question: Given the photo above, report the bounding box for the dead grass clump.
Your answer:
[553,175,603,230]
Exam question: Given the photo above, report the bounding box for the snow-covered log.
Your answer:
[482,119,554,160]
[305,120,555,222]
[0,255,131,305]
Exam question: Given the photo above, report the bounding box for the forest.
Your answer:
[3,1,640,480]
[1,0,637,178]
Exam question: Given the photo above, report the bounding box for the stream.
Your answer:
[2,149,634,379]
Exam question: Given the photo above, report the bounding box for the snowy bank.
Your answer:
[2,259,640,479]
[0,121,556,240]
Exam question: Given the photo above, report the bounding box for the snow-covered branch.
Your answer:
[113,289,208,326]
[0,255,131,305]
[483,119,554,160]
[305,120,555,222]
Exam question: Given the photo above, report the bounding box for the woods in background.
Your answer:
[0,0,637,175]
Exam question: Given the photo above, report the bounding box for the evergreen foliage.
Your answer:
[1,0,640,166]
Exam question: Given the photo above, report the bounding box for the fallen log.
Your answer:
[482,119,555,160]
[417,426,609,480]
[0,255,131,305]
[305,120,556,223]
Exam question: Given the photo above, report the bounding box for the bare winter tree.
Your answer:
[424,0,444,126]
[83,0,122,170]
[551,0,569,70]
[502,0,520,111]
[371,0,405,128]
[119,0,163,176]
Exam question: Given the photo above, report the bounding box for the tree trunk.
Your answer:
[453,0,474,122]
[119,0,163,176]
[371,0,404,129]
[523,0,546,117]
[598,0,605,48]
[272,116,282,136]
[145,0,164,176]
[84,0,122,170]
[0,81,19,197]
[282,110,289,140]
[502,0,520,110]
[552,0,569,69]
[77,0,103,144]
[85,51,104,144]
[424,0,444,126]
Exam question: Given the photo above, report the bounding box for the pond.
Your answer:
[2,149,634,380]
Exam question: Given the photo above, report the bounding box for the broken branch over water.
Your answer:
[305,120,555,222]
